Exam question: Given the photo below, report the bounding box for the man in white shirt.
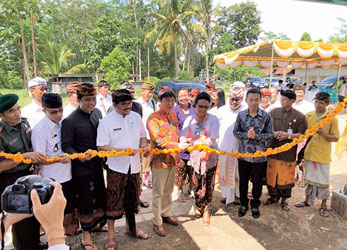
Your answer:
[21,77,48,128]
[136,81,157,187]
[293,84,315,114]
[31,93,78,236]
[63,81,81,118]
[217,86,246,205]
[95,80,112,117]
[97,89,149,247]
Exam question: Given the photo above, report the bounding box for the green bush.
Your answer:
[161,76,171,81]
[144,76,161,87]
[175,71,195,81]
[99,46,131,90]
[0,70,24,89]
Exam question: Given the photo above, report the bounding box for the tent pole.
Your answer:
[304,62,308,84]
[336,64,342,103]
[269,42,274,87]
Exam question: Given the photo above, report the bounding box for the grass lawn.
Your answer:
[0,89,68,107]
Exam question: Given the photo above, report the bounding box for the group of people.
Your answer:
[0,76,341,250]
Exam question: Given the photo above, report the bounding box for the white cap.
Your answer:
[28,77,47,88]
[233,81,245,88]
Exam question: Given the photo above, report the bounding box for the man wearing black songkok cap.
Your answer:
[97,89,149,246]
[0,94,47,249]
[265,90,307,211]
[31,93,78,235]
[62,83,106,248]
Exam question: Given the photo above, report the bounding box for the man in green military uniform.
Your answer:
[0,94,47,250]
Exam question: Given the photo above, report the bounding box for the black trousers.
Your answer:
[0,169,40,250]
[238,159,266,209]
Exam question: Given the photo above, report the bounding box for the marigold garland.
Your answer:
[1,100,346,164]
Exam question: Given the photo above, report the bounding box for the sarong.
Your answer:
[106,168,141,219]
[74,172,106,231]
[219,155,239,204]
[304,160,330,203]
[267,158,296,189]
[192,166,216,213]
[175,159,193,189]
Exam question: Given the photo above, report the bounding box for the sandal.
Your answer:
[104,239,116,250]
[126,228,149,239]
[264,198,279,205]
[140,200,150,208]
[194,209,202,218]
[294,201,310,208]
[178,191,186,202]
[319,207,329,217]
[281,201,290,211]
[81,240,98,250]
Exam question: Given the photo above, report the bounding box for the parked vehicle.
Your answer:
[317,75,347,89]
[154,81,205,101]
[286,76,304,84]
[245,77,267,88]
[264,77,281,87]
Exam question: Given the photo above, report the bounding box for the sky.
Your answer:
[216,0,347,42]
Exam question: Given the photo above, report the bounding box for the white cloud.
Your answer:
[215,0,347,42]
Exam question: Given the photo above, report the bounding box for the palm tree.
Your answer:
[192,0,218,83]
[146,0,193,77]
[37,41,86,75]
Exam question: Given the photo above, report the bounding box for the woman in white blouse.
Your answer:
[180,92,220,226]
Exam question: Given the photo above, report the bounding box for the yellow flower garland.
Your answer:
[1,100,346,164]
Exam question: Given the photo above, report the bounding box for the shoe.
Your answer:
[162,216,179,226]
[38,241,48,249]
[251,208,260,219]
[153,224,166,237]
[140,200,150,208]
[238,206,248,217]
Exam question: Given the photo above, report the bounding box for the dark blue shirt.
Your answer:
[233,108,273,163]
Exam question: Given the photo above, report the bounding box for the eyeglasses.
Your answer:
[47,108,63,115]
[39,87,48,91]
[231,98,242,102]
[119,101,132,106]
[197,105,209,109]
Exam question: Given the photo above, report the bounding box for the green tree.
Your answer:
[216,66,264,83]
[147,0,194,77]
[37,41,75,74]
[193,0,217,83]
[260,31,291,41]
[99,46,131,90]
[329,17,347,43]
[217,2,261,48]
[300,32,312,41]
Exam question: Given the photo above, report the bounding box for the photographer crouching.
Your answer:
[0,94,47,249]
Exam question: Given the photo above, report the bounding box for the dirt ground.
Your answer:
[65,113,347,250]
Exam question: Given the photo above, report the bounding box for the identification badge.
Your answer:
[194,127,200,137]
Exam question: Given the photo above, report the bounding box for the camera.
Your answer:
[1,175,54,214]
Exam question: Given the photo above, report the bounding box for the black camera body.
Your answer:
[1,175,54,214]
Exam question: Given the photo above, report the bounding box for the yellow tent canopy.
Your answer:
[214,40,347,70]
